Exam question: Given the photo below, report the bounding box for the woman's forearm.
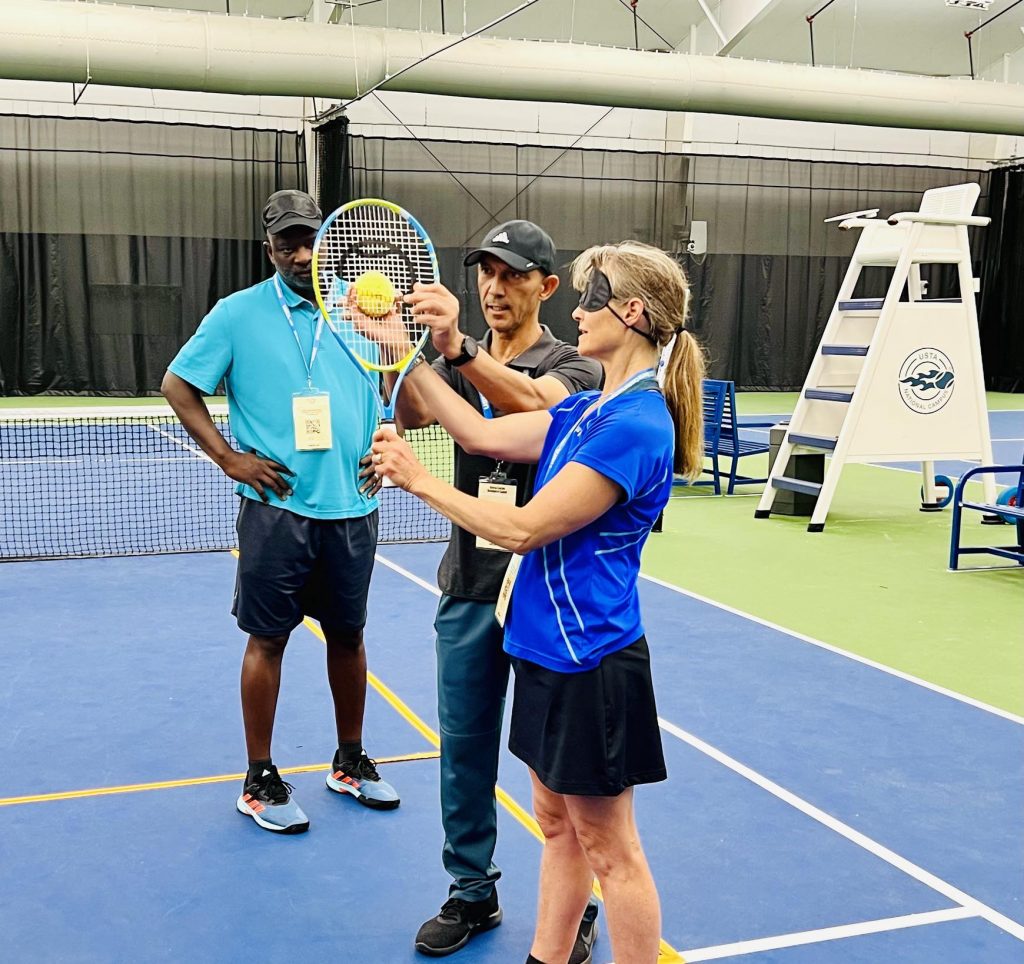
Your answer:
[410,473,536,553]
[405,365,500,457]
[407,460,620,554]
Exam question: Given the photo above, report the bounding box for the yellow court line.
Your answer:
[10,558,682,959]
[0,751,439,808]
[299,617,686,962]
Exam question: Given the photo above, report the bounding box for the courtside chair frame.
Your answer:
[687,379,773,495]
[755,182,995,532]
[949,461,1024,571]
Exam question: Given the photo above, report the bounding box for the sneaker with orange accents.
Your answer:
[236,765,310,834]
[326,750,400,810]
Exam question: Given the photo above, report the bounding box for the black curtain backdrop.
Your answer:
[0,115,307,396]
[338,134,999,392]
[315,112,351,216]
[4,116,1010,396]
[978,166,1024,392]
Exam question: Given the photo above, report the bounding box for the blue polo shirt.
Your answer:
[168,275,379,519]
[504,385,674,672]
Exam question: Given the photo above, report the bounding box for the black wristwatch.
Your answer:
[448,334,479,368]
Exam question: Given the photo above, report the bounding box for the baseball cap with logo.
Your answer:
[261,189,323,235]
[464,220,556,275]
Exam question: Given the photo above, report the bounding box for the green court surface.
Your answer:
[646,390,1024,717]
[648,467,1023,716]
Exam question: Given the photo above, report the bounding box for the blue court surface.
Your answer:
[1,541,1022,962]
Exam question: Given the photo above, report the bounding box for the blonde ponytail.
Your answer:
[662,330,706,481]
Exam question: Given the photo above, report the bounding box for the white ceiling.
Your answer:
[94,0,1024,78]
[723,0,1024,77]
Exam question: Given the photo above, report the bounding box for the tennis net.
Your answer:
[0,406,453,561]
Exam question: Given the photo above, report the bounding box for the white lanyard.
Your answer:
[273,274,324,390]
[545,367,658,474]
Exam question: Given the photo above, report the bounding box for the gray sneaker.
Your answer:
[570,900,599,964]
[236,765,309,834]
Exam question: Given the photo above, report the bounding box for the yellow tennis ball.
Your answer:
[354,271,396,317]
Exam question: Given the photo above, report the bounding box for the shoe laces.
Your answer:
[340,753,381,782]
[249,765,293,805]
[438,898,469,923]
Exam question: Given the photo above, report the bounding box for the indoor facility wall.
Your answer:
[342,133,992,391]
[0,114,307,395]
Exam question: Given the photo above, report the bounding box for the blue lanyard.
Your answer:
[545,367,658,476]
[274,274,324,390]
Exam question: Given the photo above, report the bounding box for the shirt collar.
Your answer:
[272,273,315,309]
[481,325,557,368]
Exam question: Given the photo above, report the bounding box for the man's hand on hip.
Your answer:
[219,451,294,503]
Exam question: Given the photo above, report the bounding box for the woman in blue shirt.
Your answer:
[372,242,705,964]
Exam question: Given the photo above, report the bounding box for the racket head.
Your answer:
[312,198,439,373]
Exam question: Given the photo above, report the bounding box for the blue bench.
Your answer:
[949,464,1024,570]
[692,379,773,495]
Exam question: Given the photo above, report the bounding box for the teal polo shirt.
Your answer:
[168,275,379,519]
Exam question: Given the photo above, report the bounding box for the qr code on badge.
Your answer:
[305,418,321,436]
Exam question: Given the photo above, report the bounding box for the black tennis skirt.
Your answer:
[508,635,667,797]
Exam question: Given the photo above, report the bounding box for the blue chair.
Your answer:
[949,460,1024,571]
[693,379,773,495]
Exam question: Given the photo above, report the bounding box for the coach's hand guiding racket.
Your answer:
[311,198,439,429]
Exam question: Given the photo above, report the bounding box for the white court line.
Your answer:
[4,456,205,465]
[640,571,1024,727]
[378,548,1024,728]
[681,907,977,961]
[375,551,1024,949]
[375,553,442,597]
[146,424,216,464]
[659,718,1024,944]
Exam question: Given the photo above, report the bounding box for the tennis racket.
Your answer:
[311,198,439,429]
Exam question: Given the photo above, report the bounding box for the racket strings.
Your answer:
[315,204,436,368]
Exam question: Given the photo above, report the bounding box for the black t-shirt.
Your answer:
[433,326,602,601]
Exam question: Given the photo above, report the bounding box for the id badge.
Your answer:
[292,391,332,451]
[476,475,517,551]
[494,552,522,628]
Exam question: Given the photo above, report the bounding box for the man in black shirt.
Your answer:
[394,221,602,960]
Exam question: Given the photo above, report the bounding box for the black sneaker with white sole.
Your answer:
[414,892,502,956]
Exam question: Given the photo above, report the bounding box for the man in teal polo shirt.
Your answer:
[161,189,398,834]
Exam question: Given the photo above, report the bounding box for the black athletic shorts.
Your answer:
[508,635,667,797]
[232,497,378,638]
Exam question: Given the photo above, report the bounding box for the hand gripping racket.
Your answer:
[311,198,439,428]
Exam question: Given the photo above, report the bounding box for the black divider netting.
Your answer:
[0,408,452,561]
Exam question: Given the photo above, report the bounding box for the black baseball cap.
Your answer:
[262,189,322,235]
[464,220,556,275]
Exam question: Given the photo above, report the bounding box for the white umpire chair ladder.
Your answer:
[755,183,997,532]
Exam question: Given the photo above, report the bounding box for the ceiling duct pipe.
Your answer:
[3,0,1024,135]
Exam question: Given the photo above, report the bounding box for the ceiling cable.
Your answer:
[613,0,673,49]
[371,92,499,223]
[460,105,617,248]
[806,0,843,67]
[964,0,1024,79]
[341,0,542,109]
